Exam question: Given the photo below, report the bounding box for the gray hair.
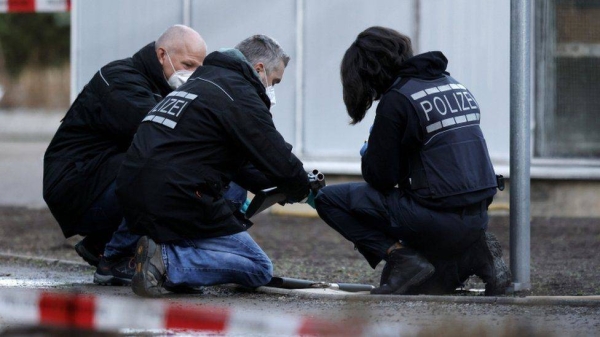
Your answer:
[235,35,290,73]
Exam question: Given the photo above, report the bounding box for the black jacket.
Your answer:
[43,42,171,237]
[116,51,310,242]
[361,51,496,209]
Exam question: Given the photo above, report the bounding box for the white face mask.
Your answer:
[261,67,277,107]
[165,51,193,90]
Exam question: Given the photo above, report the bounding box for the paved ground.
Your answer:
[1,256,599,336]
[0,142,47,208]
[1,137,599,336]
[0,110,62,208]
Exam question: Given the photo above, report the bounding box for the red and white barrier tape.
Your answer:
[0,288,404,335]
[0,0,70,13]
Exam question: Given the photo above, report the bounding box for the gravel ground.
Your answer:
[1,206,600,336]
[0,206,599,296]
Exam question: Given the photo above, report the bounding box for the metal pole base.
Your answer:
[507,282,532,294]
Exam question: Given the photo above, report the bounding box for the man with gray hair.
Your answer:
[115,35,312,297]
[43,25,206,285]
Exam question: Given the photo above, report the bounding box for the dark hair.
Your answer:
[341,26,413,124]
[235,34,290,73]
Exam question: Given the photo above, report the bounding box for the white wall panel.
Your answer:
[419,0,511,163]
[73,0,184,94]
[302,0,416,159]
[72,0,511,174]
[190,0,297,143]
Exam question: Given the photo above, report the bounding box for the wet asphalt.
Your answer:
[1,141,600,336]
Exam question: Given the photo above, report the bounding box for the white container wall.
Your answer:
[72,0,511,175]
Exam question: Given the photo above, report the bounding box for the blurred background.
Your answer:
[1,0,600,217]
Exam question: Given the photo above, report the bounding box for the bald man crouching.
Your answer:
[43,25,207,285]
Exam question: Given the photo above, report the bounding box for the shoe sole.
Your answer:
[75,242,100,267]
[93,273,132,286]
[484,232,512,296]
[392,264,436,295]
[132,236,164,298]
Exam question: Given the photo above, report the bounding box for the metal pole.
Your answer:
[294,0,305,156]
[509,0,532,292]
[182,0,191,26]
[70,0,79,103]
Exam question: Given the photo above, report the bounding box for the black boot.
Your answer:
[371,248,435,295]
[75,233,112,267]
[458,232,511,296]
[93,255,136,286]
[405,257,462,295]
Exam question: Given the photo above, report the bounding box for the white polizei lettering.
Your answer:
[466,113,478,121]
[159,99,178,114]
[457,84,466,90]
[433,96,447,115]
[152,99,171,113]
[420,100,433,121]
[454,115,467,124]
[476,113,480,120]
[162,119,177,129]
[174,91,187,98]
[425,87,440,95]
[455,92,471,111]
[411,90,426,100]
[450,84,461,90]
[437,84,452,92]
[441,117,456,127]
[149,100,164,113]
[167,100,184,115]
[443,95,458,113]
[142,115,153,122]
[175,102,189,117]
[464,92,478,109]
[426,121,443,133]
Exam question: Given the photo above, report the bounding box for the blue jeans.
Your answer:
[104,218,140,259]
[104,181,250,259]
[161,231,273,288]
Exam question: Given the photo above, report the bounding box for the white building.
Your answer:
[71,0,600,217]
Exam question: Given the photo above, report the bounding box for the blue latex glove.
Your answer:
[360,125,373,157]
[239,198,251,214]
[359,141,368,156]
[306,190,316,209]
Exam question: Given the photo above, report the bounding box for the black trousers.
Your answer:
[314,182,487,268]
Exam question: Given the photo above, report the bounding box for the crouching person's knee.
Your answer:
[244,258,273,288]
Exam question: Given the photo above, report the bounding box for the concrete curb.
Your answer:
[0,252,94,270]
[254,286,600,307]
[267,202,511,218]
[2,252,598,307]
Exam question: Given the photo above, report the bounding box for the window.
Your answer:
[535,0,600,158]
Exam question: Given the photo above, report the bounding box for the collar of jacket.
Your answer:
[202,50,271,109]
[384,51,451,94]
[397,51,449,80]
[132,42,172,97]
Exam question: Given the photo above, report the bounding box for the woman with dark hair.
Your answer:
[315,26,510,295]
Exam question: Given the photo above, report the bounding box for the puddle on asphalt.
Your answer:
[0,277,89,287]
